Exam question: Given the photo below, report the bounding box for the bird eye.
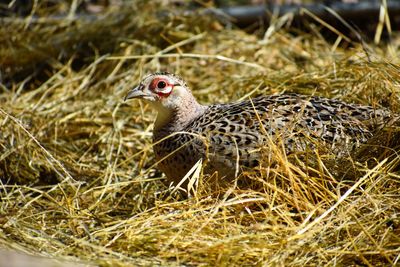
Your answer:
[157,81,166,89]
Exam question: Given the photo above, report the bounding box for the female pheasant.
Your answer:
[125,72,393,185]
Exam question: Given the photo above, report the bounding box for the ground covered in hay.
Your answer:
[1,1,400,266]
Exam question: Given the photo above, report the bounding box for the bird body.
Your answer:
[125,72,393,185]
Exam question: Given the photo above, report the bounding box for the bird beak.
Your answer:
[124,84,147,101]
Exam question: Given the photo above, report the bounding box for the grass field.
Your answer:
[1,1,400,266]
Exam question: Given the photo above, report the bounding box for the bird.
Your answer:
[125,72,394,186]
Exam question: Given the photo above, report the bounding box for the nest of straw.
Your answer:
[1,1,400,266]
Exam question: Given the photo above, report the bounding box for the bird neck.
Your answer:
[153,97,206,139]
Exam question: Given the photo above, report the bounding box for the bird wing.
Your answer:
[188,94,393,170]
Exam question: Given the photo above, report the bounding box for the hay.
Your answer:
[1,1,400,266]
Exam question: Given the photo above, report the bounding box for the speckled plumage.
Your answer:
[125,72,394,185]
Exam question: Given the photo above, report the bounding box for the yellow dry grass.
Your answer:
[1,1,400,266]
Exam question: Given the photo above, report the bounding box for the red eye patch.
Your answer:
[149,78,174,97]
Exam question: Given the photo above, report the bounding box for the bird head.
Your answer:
[124,72,191,111]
